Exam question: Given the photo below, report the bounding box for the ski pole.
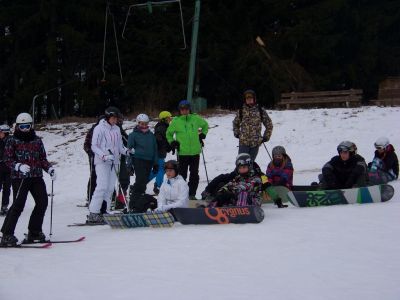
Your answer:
[109,149,129,211]
[49,180,54,238]
[262,142,272,160]
[201,147,210,185]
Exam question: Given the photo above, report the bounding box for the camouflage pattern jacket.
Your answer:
[232,104,273,147]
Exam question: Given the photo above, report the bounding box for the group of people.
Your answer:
[0,89,398,246]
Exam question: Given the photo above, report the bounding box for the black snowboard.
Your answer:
[173,206,264,225]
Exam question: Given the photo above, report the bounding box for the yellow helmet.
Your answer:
[159,111,172,120]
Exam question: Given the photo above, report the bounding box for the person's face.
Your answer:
[179,107,190,115]
[238,165,249,174]
[376,146,385,154]
[340,150,350,161]
[138,121,149,128]
[245,94,255,106]
[166,116,173,124]
[274,154,283,160]
[165,168,176,179]
[108,116,118,125]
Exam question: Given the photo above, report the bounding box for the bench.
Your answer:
[278,89,362,109]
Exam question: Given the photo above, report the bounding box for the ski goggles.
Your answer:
[18,123,31,131]
[236,158,252,166]
[375,145,385,150]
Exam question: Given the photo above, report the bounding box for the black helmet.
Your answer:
[105,106,122,119]
[272,146,286,157]
[235,153,252,167]
[337,141,356,154]
[164,160,179,175]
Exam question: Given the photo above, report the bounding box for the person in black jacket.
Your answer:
[149,111,172,195]
[368,137,399,183]
[320,141,368,189]
[0,124,11,215]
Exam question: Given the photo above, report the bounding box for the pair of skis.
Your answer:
[1,236,85,249]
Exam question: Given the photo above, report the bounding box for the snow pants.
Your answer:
[0,162,11,209]
[1,177,48,235]
[238,145,259,162]
[89,163,118,214]
[86,155,97,203]
[178,155,200,197]
[149,158,165,188]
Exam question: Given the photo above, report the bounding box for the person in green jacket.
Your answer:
[166,100,208,199]
[127,113,158,211]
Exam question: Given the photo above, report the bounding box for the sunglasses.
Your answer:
[18,123,31,130]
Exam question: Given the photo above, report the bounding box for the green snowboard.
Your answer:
[262,186,291,204]
[287,184,395,207]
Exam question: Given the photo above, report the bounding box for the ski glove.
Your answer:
[15,163,30,174]
[170,141,180,155]
[126,148,135,155]
[199,133,206,147]
[152,164,159,173]
[103,154,115,162]
[262,136,270,143]
[48,167,56,181]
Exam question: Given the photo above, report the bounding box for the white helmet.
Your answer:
[16,112,33,124]
[0,124,10,133]
[374,137,390,149]
[136,113,149,123]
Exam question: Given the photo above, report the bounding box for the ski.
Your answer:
[0,242,52,249]
[22,235,85,244]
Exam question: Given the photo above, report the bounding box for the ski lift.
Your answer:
[122,0,187,50]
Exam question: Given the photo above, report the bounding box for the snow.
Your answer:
[1,106,400,300]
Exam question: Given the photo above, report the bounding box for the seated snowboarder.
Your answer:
[319,141,368,189]
[156,160,189,212]
[265,145,293,208]
[208,153,262,207]
[368,137,398,184]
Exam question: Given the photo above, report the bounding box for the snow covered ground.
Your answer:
[1,106,399,300]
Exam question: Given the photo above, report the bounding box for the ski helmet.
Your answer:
[374,137,390,150]
[243,89,256,101]
[0,124,10,133]
[136,113,150,123]
[178,100,191,110]
[164,160,179,175]
[272,146,286,157]
[104,106,122,119]
[337,141,356,154]
[16,112,33,124]
[159,111,172,120]
[235,153,252,167]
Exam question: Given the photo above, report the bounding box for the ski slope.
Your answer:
[1,106,399,300]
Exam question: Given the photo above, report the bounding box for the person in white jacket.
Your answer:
[156,160,189,212]
[88,107,131,223]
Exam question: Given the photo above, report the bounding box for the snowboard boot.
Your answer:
[189,195,198,200]
[25,231,47,243]
[274,198,288,208]
[0,206,8,216]
[153,183,160,196]
[0,234,18,247]
[87,212,105,224]
[195,199,210,208]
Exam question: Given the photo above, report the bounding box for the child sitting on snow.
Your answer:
[156,160,189,212]
[208,153,262,207]
[265,146,294,189]
[368,137,399,184]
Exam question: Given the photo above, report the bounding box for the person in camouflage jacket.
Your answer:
[209,153,262,207]
[233,89,273,161]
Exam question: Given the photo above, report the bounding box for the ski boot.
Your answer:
[0,206,8,216]
[87,212,105,224]
[0,234,18,247]
[25,231,47,243]
[274,198,288,208]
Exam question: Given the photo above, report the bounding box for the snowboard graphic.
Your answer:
[288,184,394,207]
[103,211,175,229]
[173,206,264,225]
[262,186,290,204]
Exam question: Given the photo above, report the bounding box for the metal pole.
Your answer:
[262,142,272,160]
[186,0,201,102]
[201,147,209,185]
[49,180,54,238]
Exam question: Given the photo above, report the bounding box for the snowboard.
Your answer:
[173,206,264,225]
[103,211,174,229]
[287,184,395,207]
[262,186,290,204]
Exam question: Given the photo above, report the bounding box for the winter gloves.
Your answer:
[15,163,30,174]
[199,133,206,147]
[170,141,180,155]
[48,167,56,181]
[102,154,115,162]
